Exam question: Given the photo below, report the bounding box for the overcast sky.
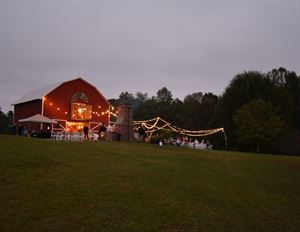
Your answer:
[0,0,299,113]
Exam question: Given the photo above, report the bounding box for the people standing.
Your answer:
[107,124,112,132]
[12,124,17,135]
[99,123,107,140]
[83,124,89,140]
[206,140,213,150]
[158,140,163,147]
[138,126,145,142]
[23,126,28,137]
[116,126,122,141]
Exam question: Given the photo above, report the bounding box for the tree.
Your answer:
[234,99,286,153]
[156,87,173,103]
[184,92,203,103]
[212,70,295,148]
[201,93,219,128]
[0,107,10,134]
[119,91,135,105]
[267,67,300,130]
[135,92,148,103]
[134,98,157,120]
[7,111,13,125]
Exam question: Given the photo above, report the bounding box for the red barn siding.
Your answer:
[43,79,109,125]
[14,100,42,124]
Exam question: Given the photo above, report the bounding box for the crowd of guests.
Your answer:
[15,124,28,136]
[174,138,213,149]
[134,126,147,142]
[133,126,213,150]
[13,123,213,149]
[150,135,213,150]
[82,123,123,141]
[13,124,51,138]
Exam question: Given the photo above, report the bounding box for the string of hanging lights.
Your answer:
[44,97,113,118]
[134,117,227,145]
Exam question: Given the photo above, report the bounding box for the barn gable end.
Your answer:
[14,77,111,132]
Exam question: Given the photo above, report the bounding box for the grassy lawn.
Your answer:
[0,135,299,231]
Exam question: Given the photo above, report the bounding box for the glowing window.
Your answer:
[71,103,92,120]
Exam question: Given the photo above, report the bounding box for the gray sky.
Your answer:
[0,0,299,113]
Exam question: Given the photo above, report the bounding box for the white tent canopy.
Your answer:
[19,114,57,124]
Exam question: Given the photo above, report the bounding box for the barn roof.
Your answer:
[12,78,110,106]
[13,82,63,105]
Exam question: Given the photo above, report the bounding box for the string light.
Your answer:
[134,117,225,138]
[46,100,113,121]
[110,112,118,117]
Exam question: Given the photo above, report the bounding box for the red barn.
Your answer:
[13,78,111,132]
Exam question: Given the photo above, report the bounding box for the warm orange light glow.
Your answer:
[111,106,114,110]
[98,106,101,108]
[65,111,68,114]
[50,103,53,106]
[57,108,60,110]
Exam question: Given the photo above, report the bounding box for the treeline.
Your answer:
[109,67,300,155]
[1,67,299,154]
[0,109,13,134]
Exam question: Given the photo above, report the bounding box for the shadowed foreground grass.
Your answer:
[0,135,299,231]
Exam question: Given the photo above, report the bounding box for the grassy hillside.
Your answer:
[0,135,299,231]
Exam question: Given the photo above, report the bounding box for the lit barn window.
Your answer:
[70,92,92,120]
[71,103,92,120]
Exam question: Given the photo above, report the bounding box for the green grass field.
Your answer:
[0,135,299,231]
